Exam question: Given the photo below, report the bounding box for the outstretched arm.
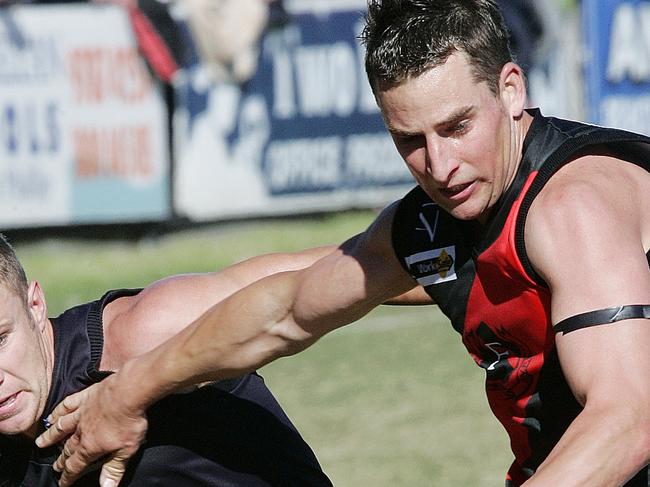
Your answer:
[37,204,418,487]
[522,156,650,486]
[103,239,430,368]
[100,244,342,367]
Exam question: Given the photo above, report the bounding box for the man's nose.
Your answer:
[425,136,459,184]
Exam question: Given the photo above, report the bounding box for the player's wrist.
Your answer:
[113,356,163,413]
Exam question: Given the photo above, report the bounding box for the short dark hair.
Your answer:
[361,0,514,95]
[0,234,28,306]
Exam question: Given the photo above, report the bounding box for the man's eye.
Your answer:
[0,334,8,347]
[451,121,469,134]
[396,134,422,145]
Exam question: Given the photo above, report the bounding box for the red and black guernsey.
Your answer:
[391,109,650,486]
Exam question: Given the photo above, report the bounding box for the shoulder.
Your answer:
[526,154,646,248]
[101,274,221,369]
[524,153,650,320]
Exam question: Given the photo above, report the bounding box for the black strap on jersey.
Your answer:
[554,305,650,335]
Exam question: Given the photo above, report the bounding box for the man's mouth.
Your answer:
[0,392,18,412]
[439,182,473,198]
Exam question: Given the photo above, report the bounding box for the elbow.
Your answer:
[624,392,650,468]
[632,416,650,469]
[612,404,650,477]
[625,431,650,483]
[578,397,650,481]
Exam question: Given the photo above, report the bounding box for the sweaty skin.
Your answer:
[38,50,650,487]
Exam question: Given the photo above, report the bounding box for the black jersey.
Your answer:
[0,289,332,486]
[392,109,650,485]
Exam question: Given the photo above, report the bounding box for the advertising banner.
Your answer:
[174,1,413,220]
[0,4,169,228]
[583,0,650,134]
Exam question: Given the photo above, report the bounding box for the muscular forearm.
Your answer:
[523,404,650,486]
[115,271,309,410]
[114,264,380,413]
[209,240,423,308]
[105,216,416,415]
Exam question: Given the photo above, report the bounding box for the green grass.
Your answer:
[15,212,372,316]
[13,211,511,486]
[264,306,511,486]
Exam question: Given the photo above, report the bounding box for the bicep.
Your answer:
[555,317,650,407]
[526,174,650,403]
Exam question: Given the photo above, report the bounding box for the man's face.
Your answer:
[0,283,52,436]
[377,52,524,221]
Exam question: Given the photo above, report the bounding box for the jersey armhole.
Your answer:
[87,288,143,380]
[514,132,650,288]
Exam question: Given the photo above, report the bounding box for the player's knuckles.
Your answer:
[62,441,75,458]
[102,458,127,477]
[50,401,70,420]
[52,390,84,419]
[56,417,71,435]
[61,394,79,412]
[63,454,89,482]
[59,470,77,487]
[52,453,65,472]
[75,440,105,465]
[60,436,80,457]
[35,428,56,447]
[35,420,62,448]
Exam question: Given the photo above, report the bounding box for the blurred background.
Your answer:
[0,0,647,484]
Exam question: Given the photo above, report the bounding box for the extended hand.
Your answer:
[36,376,148,487]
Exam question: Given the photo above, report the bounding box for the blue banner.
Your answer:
[174,6,413,220]
[583,0,650,134]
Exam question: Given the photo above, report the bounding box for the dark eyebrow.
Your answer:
[386,105,474,137]
[387,127,421,138]
[436,106,474,129]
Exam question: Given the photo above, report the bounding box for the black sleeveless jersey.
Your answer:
[391,109,650,486]
[0,289,332,486]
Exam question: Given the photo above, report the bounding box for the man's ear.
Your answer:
[27,281,48,331]
[499,62,527,118]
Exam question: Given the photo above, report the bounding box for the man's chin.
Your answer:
[0,413,38,437]
[444,203,483,221]
[0,424,29,436]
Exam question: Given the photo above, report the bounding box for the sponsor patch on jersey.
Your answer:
[404,246,457,285]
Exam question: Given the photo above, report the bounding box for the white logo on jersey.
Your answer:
[484,342,510,371]
[404,246,457,286]
[415,203,439,242]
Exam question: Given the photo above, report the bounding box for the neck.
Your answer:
[504,109,534,190]
[30,318,56,442]
[44,317,56,392]
[476,110,534,226]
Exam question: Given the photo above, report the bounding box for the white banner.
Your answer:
[0,4,170,228]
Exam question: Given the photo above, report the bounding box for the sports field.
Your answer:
[14,211,511,486]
